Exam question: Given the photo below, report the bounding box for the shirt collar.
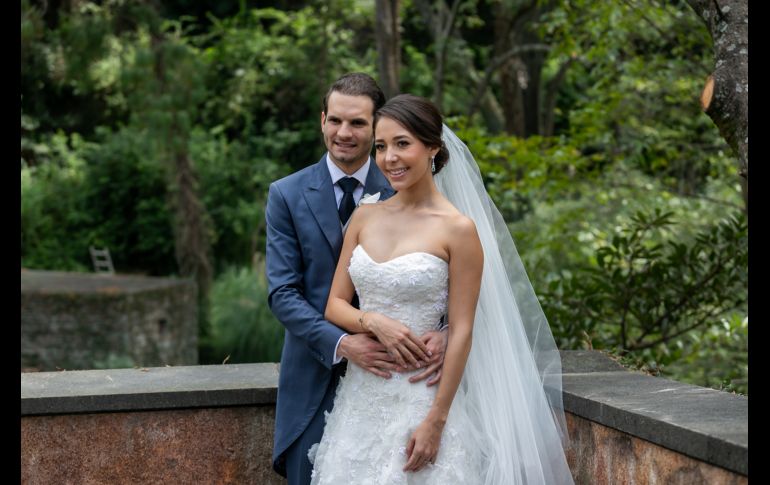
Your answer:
[326,153,371,187]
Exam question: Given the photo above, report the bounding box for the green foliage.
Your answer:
[21,132,93,271]
[202,257,284,364]
[20,0,747,395]
[191,128,288,269]
[541,209,747,374]
[451,117,590,223]
[81,126,177,275]
[541,0,734,195]
[21,126,177,274]
[198,2,377,172]
[660,313,748,395]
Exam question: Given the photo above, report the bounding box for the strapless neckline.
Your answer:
[354,244,448,267]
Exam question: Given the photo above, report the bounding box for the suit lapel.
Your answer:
[303,156,343,254]
[341,159,395,234]
[304,155,395,255]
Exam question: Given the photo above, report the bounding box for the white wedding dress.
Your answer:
[309,244,483,484]
[311,125,574,484]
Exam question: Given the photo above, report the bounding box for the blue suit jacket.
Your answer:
[265,154,394,474]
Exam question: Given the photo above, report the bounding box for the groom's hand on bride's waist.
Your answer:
[337,333,402,379]
[408,330,447,386]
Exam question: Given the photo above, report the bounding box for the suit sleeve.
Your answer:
[265,182,346,369]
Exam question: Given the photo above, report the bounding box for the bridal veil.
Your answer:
[435,125,573,484]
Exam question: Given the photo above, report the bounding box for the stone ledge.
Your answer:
[21,363,279,415]
[20,351,747,477]
[560,350,747,476]
[21,269,193,295]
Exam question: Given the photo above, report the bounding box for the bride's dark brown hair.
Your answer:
[373,94,449,174]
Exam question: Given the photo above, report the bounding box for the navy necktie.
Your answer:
[338,177,359,225]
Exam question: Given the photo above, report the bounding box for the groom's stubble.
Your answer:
[321,92,376,175]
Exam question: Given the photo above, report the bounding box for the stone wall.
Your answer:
[21,407,283,485]
[21,352,747,484]
[566,414,746,485]
[560,350,747,481]
[21,269,198,371]
[22,363,284,485]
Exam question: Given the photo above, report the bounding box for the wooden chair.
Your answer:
[89,246,115,274]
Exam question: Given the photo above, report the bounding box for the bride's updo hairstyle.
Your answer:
[374,94,450,175]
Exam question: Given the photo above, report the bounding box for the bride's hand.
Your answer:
[363,313,432,369]
[404,417,445,472]
[409,330,447,386]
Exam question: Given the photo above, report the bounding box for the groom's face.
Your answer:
[321,92,375,173]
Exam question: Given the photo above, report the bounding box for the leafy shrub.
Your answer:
[21,132,93,271]
[659,313,747,395]
[541,209,747,392]
[202,257,284,364]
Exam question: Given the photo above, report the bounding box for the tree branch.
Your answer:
[619,0,670,40]
[629,306,724,351]
[467,43,550,119]
[542,54,577,136]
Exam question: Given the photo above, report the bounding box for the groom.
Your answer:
[265,73,446,485]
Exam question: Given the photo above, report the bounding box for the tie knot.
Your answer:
[338,177,359,194]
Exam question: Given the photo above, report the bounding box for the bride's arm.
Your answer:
[325,206,432,369]
[324,206,370,334]
[404,216,483,472]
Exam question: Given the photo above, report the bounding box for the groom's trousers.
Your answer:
[283,362,346,485]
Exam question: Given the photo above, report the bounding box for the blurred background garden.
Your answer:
[21,0,747,395]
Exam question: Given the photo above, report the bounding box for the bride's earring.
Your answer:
[431,156,436,174]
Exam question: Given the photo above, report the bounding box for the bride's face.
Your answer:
[374,117,438,191]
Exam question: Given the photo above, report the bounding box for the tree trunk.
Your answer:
[375,0,401,98]
[414,0,505,131]
[492,0,553,137]
[151,33,213,301]
[169,148,214,299]
[542,55,576,137]
[493,3,524,136]
[521,43,545,137]
[685,0,748,210]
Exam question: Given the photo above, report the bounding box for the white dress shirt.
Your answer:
[326,155,371,364]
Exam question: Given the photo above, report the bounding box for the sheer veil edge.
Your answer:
[435,125,573,485]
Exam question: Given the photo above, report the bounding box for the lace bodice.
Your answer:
[349,244,448,335]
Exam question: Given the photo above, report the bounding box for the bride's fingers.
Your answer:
[397,343,422,368]
[407,453,429,472]
[405,436,415,462]
[404,451,421,471]
[404,437,427,471]
[389,346,408,368]
[403,336,431,364]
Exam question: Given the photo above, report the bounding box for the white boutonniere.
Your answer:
[343,192,380,235]
[358,192,381,206]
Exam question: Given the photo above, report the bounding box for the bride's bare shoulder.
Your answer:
[447,212,479,240]
[437,201,475,233]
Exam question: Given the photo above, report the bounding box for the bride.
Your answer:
[309,94,574,484]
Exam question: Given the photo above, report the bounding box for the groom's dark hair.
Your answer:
[323,73,386,116]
